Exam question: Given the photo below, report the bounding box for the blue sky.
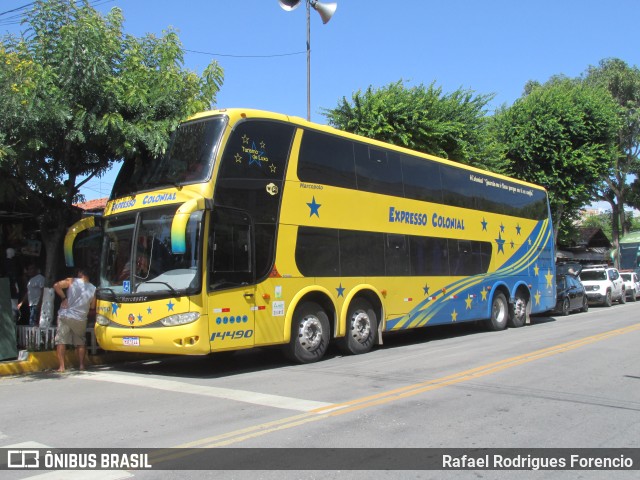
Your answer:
[3,0,640,201]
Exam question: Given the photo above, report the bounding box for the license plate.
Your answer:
[123,336,140,346]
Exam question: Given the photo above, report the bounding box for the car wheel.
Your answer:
[560,298,570,316]
[580,296,589,313]
[603,291,612,307]
[619,289,626,304]
[631,289,638,302]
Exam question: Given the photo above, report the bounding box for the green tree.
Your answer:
[323,80,499,170]
[0,0,223,284]
[585,58,640,247]
[492,76,620,245]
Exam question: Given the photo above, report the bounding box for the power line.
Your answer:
[185,48,305,59]
[1,2,305,59]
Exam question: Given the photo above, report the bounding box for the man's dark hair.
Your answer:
[77,268,90,279]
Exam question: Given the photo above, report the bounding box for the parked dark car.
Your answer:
[555,263,588,316]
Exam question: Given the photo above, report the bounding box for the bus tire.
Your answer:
[509,293,528,327]
[283,302,330,364]
[338,298,377,355]
[486,292,508,331]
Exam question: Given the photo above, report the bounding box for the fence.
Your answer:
[16,326,100,355]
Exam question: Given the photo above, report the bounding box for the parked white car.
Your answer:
[620,271,640,302]
[579,265,625,307]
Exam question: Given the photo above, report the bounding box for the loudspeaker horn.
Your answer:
[278,0,301,11]
[311,1,337,24]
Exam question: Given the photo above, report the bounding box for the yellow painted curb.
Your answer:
[0,350,156,377]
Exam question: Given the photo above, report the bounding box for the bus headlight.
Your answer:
[160,312,200,326]
[96,314,110,326]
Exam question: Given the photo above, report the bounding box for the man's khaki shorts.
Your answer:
[55,316,87,346]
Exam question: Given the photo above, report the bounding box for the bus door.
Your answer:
[207,208,256,352]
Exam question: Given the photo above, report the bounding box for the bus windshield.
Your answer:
[111,116,226,198]
[100,206,203,296]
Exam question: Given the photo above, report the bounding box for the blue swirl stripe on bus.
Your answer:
[385,219,554,330]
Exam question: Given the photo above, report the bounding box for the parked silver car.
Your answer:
[620,270,640,302]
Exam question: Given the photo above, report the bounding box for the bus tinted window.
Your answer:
[385,234,411,276]
[219,120,294,180]
[354,144,404,196]
[409,236,450,276]
[340,229,385,276]
[215,120,295,285]
[400,154,443,203]
[112,117,225,198]
[296,227,491,278]
[295,227,340,276]
[298,130,356,189]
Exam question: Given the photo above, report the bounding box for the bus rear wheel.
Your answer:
[486,292,508,331]
[283,302,330,364]
[509,293,528,327]
[338,298,377,355]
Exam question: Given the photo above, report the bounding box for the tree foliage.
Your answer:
[492,76,620,244]
[584,58,640,245]
[322,80,499,170]
[0,0,224,283]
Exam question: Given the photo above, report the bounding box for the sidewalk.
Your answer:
[0,350,154,376]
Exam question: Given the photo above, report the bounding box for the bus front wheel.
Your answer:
[338,298,377,355]
[284,302,330,364]
[487,292,508,331]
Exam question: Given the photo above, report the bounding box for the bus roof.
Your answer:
[188,108,548,194]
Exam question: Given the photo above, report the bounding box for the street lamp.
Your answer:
[279,0,337,121]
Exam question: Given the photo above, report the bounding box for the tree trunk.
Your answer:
[610,201,620,268]
[38,208,72,287]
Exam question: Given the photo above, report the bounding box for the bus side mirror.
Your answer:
[64,216,99,267]
[170,198,206,254]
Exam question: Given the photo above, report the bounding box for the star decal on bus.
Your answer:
[336,283,345,297]
[248,141,264,166]
[500,223,505,233]
[137,314,143,323]
[516,224,522,235]
[423,284,430,295]
[465,295,473,309]
[241,134,249,144]
[234,153,242,163]
[269,164,277,173]
[112,302,119,316]
[307,196,321,217]
[451,309,458,322]
[480,288,488,301]
[534,264,540,276]
[534,290,541,305]
[147,307,152,314]
[495,232,505,253]
[545,269,554,288]
[481,218,488,231]
[167,300,175,311]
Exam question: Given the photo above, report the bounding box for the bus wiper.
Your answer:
[135,281,179,296]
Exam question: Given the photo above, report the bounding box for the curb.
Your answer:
[0,350,155,377]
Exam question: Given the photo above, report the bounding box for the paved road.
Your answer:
[2,302,639,479]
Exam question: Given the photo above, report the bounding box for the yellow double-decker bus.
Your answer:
[65,108,556,363]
